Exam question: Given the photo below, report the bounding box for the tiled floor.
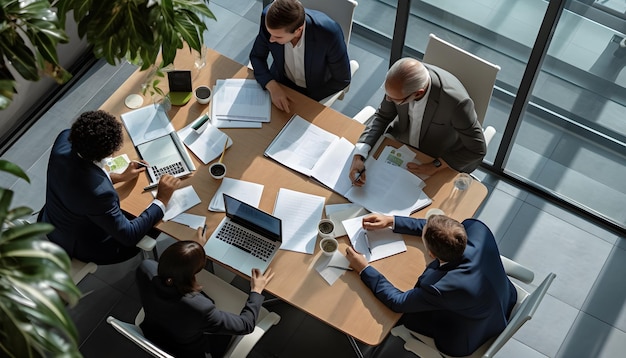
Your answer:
[2,0,626,357]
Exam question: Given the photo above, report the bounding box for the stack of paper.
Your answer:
[325,203,369,237]
[178,119,232,165]
[265,115,432,216]
[151,186,202,221]
[209,178,264,212]
[210,79,271,128]
[342,215,407,262]
[272,188,325,254]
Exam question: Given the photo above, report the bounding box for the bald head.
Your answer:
[385,58,430,100]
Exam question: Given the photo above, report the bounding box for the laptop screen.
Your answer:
[223,194,281,242]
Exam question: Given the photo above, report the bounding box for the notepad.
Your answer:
[272,188,325,254]
[342,215,407,262]
[265,115,432,216]
[211,79,271,124]
[177,118,232,165]
[208,178,264,212]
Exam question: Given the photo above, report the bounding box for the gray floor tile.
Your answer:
[494,338,549,358]
[557,312,626,358]
[582,245,626,332]
[498,203,612,309]
[511,293,579,358]
[474,187,524,241]
[505,144,550,183]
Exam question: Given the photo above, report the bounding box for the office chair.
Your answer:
[390,258,556,358]
[108,269,281,358]
[423,33,500,147]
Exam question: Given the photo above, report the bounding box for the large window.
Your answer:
[354,0,626,231]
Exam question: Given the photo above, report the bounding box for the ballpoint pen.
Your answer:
[352,168,366,185]
[201,224,207,236]
[363,232,372,254]
[132,160,148,169]
[327,265,354,271]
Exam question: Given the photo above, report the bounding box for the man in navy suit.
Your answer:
[38,110,179,265]
[346,214,517,357]
[249,0,351,112]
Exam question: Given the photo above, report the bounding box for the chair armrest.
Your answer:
[319,59,360,107]
[224,312,281,358]
[390,325,443,358]
[70,259,97,285]
[136,236,157,251]
[353,105,376,124]
[501,255,534,284]
[483,125,496,147]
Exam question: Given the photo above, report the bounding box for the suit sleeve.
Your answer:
[360,266,442,313]
[442,98,486,172]
[322,25,351,94]
[357,98,398,149]
[200,292,264,335]
[250,12,274,89]
[393,216,427,236]
[88,190,163,247]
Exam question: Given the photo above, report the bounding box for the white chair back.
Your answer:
[299,0,357,49]
[423,33,500,126]
[106,316,174,358]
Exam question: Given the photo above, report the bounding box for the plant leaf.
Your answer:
[0,160,30,183]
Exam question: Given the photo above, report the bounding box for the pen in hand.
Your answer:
[201,224,207,236]
[132,160,149,169]
[352,168,366,186]
[363,232,372,254]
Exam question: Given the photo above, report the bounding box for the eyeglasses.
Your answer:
[385,91,415,105]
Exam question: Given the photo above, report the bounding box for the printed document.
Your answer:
[211,79,271,123]
[342,215,407,262]
[272,188,325,254]
[178,120,232,165]
[209,178,264,212]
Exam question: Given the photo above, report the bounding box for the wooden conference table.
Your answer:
[100,48,488,346]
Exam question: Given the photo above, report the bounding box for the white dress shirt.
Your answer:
[283,22,307,88]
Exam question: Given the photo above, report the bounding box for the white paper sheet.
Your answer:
[178,120,232,165]
[342,215,407,262]
[324,203,369,237]
[212,79,271,122]
[209,178,264,212]
[169,213,206,230]
[315,251,352,285]
[120,105,175,145]
[272,188,325,254]
[152,186,202,221]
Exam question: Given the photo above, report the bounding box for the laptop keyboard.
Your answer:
[216,221,275,261]
[151,161,185,181]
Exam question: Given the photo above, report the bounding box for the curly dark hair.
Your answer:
[69,110,123,162]
[266,0,305,33]
[423,215,467,263]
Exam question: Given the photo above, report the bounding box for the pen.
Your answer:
[352,168,366,185]
[143,182,158,191]
[132,160,148,168]
[327,265,354,271]
[201,224,207,236]
[364,232,372,254]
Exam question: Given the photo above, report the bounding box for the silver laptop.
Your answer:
[136,132,193,185]
[204,194,282,275]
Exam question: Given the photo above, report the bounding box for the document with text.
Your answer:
[272,188,325,254]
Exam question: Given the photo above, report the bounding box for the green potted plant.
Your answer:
[0,0,215,109]
[0,159,82,357]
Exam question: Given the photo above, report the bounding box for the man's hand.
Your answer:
[345,247,368,273]
[155,174,180,206]
[110,160,147,184]
[407,161,444,177]
[349,155,366,187]
[193,226,208,246]
[266,80,292,112]
[362,213,393,230]
[250,268,274,294]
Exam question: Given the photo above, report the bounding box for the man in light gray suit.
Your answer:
[349,58,486,186]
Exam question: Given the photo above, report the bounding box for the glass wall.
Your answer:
[353,0,626,230]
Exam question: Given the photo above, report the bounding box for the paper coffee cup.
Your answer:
[319,237,338,256]
[194,85,212,104]
[209,162,226,179]
[318,219,335,238]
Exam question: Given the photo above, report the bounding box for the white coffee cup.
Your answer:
[319,237,338,256]
[194,85,212,104]
[318,219,335,238]
[209,162,226,179]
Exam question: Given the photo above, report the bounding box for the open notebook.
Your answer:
[265,115,431,216]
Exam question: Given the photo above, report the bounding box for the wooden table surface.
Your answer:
[100,47,488,345]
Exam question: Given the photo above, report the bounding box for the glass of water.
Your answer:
[453,173,472,192]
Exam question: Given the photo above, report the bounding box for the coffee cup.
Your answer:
[194,85,212,104]
[318,219,335,238]
[209,162,226,179]
[319,237,338,256]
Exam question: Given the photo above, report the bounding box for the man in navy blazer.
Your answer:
[346,214,517,357]
[250,0,351,111]
[38,110,179,265]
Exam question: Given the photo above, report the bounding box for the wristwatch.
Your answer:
[432,159,442,168]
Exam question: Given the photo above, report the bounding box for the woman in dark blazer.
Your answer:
[136,239,274,357]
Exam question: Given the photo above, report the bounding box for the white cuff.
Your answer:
[151,199,166,215]
[354,143,371,159]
